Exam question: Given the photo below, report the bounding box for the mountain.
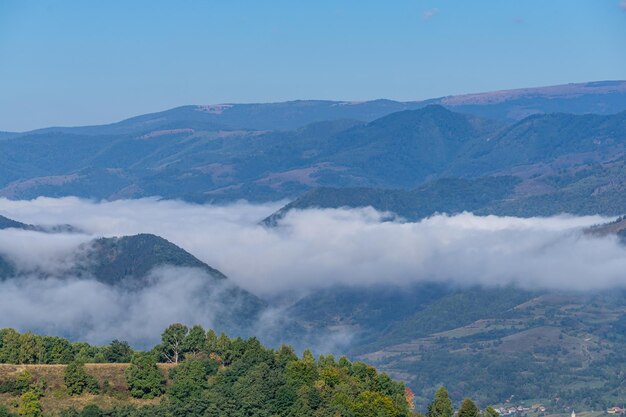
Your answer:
[449,111,626,177]
[263,176,520,226]
[0,257,14,279]
[0,232,265,330]
[79,234,227,286]
[288,284,626,410]
[0,132,17,141]
[11,81,626,136]
[81,234,266,327]
[23,99,413,135]
[1,82,626,208]
[0,214,80,233]
[0,215,31,230]
[585,216,626,244]
[0,105,501,201]
[312,105,501,188]
[264,156,626,224]
[434,80,626,121]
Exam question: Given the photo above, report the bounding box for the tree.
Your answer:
[215,332,232,359]
[428,387,454,417]
[18,333,44,365]
[15,371,34,394]
[80,405,103,417]
[18,390,42,417]
[183,325,206,356]
[458,399,479,417]
[285,350,318,389]
[0,405,15,417]
[484,406,499,417]
[104,340,133,363]
[167,358,216,417]
[205,329,217,354]
[125,353,165,399]
[42,337,74,364]
[0,329,21,364]
[350,391,402,417]
[64,361,99,395]
[160,324,188,363]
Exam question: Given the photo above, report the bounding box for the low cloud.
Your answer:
[0,268,248,347]
[0,197,625,347]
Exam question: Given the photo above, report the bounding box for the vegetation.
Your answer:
[64,362,98,396]
[2,103,626,210]
[0,325,422,416]
[124,353,164,399]
[291,286,626,410]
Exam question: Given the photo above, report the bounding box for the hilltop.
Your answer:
[0,326,415,417]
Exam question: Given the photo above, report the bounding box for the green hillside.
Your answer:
[82,234,227,286]
[0,326,415,417]
[289,286,626,411]
[2,105,626,207]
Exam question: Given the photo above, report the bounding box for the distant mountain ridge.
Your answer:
[1,81,626,217]
[262,176,520,226]
[0,214,80,233]
[9,80,626,135]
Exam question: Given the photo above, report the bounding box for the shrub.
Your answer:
[125,353,165,399]
[64,361,99,395]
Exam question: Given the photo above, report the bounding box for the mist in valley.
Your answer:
[0,196,625,350]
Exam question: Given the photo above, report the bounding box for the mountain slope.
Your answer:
[288,284,626,410]
[263,176,520,225]
[315,105,501,187]
[0,214,80,233]
[0,215,31,230]
[436,80,626,121]
[81,234,227,286]
[12,80,626,136]
[1,87,626,208]
[22,99,411,134]
[451,111,626,177]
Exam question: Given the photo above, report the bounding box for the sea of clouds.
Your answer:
[0,197,624,347]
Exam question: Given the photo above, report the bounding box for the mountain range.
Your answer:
[1,81,626,216]
[0,211,625,409]
[2,81,626,411]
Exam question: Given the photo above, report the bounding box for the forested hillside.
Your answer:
[0,325,419,417]
[2,90,626,214]
[290,285,626,410]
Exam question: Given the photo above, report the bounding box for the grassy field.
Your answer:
[0,363,176,414]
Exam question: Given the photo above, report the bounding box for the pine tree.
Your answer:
[458,398,479,417]
[125,352,165,399]
[427,387,454,417]
[64,361,99,395]
[484,406,499,417]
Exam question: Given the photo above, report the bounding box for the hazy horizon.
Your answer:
[1,0,625,131]
[3,78,626,133]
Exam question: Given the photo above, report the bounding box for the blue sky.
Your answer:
[1,0,625,131]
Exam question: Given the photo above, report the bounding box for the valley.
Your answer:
[1,81,625,415]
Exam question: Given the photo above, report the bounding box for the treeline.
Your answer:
[0,324,420,417]
[0,328,132,365]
